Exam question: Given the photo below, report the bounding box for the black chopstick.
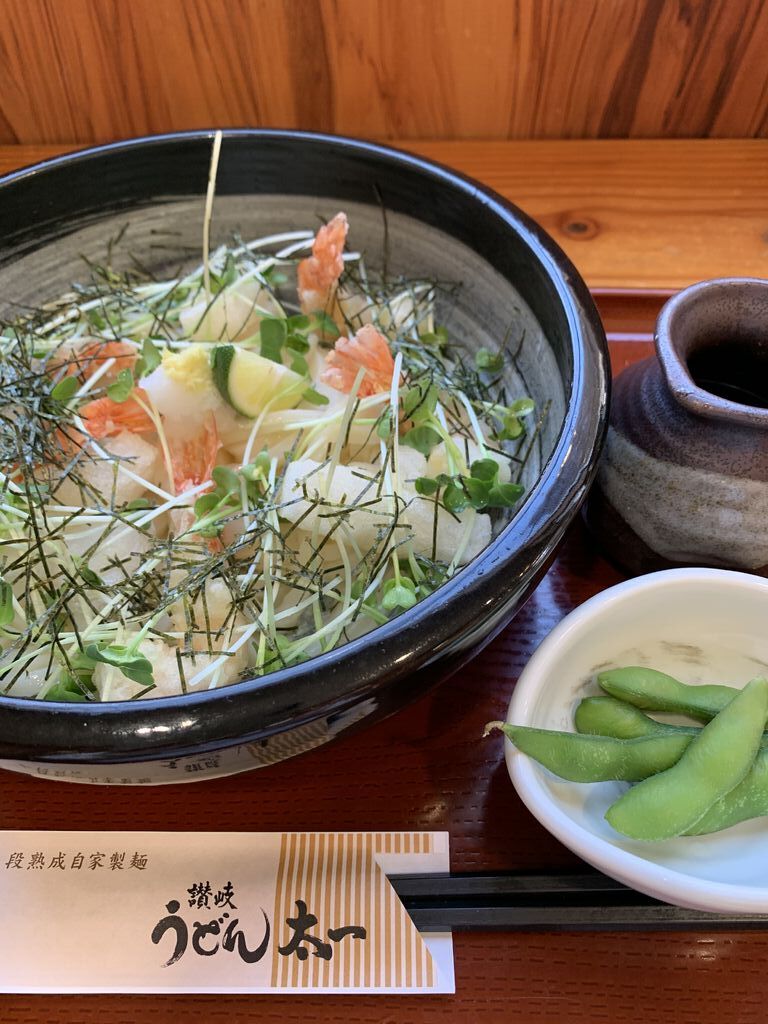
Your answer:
[390,872,768,931]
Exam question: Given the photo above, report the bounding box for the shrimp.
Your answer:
[52,339,137,384]
[75,340,137,383]
[297,212,349,317]
[169,413,220,496]
[168,413,222,548]
[321,324,397,398]
[79,388,155,439]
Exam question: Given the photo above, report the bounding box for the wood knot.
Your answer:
[560,215,599,240]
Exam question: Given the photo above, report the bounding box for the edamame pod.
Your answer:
[491,722,692,782]
[598,666,737,721]
[576,695,768,749]
[605,676,768,841]
[574,696,700,739]
[686,749,768,836]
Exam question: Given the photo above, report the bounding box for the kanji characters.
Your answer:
[278,900,367,961]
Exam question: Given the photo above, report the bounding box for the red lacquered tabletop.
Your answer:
[1,140,767,1023]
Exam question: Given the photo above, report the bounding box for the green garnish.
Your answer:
[415,461,525,515]
[134,338,161,379]
[106,367,134,403]
[401,425,442,457]
[84,643,155,689]
[381,575,418,612]
[0,579,14,626]
[42,681,89,702]
[302,387,329,406]
[51,376,79,402]
[259,318,287,363]
[475,348,504,373]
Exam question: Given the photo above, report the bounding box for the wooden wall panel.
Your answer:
[0,0,765,145]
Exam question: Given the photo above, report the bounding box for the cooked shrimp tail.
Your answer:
[169,413,222,550]
[169,412,220,495]
[321,324,397,397]
[297,212,349,317]
[79,387,155,439]
[50,339,137,385]
[75,340,137,382]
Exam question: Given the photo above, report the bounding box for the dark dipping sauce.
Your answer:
[688,340,768,409]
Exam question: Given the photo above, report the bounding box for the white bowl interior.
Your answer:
[506,568,768,913]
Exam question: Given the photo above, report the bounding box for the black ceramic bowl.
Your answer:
[0,131,608,784]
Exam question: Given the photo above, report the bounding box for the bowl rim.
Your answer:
[0,128,609,760]
[507,566,768,914]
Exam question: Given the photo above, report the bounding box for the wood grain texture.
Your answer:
[409,139,768,289]
[2,139,765,289]
[1,0,768,144]
[3,929,768,1024]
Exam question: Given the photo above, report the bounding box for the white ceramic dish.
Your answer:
[505,567,768,913]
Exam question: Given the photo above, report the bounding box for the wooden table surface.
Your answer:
[1,139,767,1022]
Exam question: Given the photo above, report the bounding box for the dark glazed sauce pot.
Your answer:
[587,277,768,577]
